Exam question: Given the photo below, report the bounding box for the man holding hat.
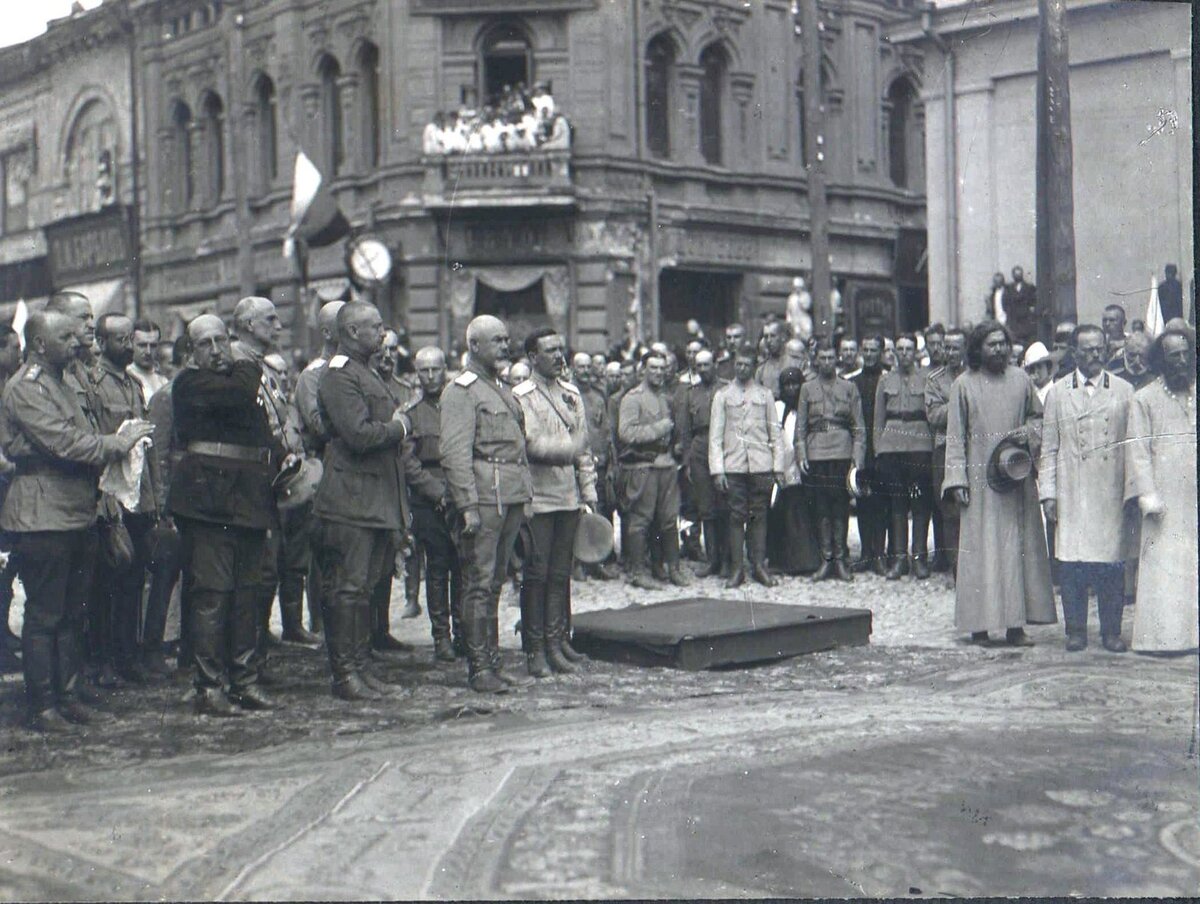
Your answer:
[1039,324,1133,652]
[943,320,1056,646]
[513,329,597,677]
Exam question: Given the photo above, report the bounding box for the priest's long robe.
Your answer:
[1123,378,1198,651]
[943,367,1057,635]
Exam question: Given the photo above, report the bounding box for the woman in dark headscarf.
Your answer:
[767,367,822,574]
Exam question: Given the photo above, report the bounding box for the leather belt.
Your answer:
[15,459,94,478]
[474,454,527,466]
[888,412,927,423]
[187,441,270,464]
[809,418,849,432]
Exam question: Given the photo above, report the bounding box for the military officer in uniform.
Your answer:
[2,311,153,731]
[796,338,866,582]
[231,296,311,658]
[90,313,162,685]
[676,349,728,577]
[573,352,619,580]
[401,346,462,662]
[618,349,691,590]
[287,299,346,639]
[440,314,535,694]
[924,328,967,577]
[313,303,412,701]
[171,314,284,716]
[710,343,785,588]
[513,329,598,678]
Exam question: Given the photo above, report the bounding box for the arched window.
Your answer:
[199,92,225,207]
[887,76,922,190]
[698,43,728,166]
[253,74,278,192]
[358,42,382,168]
[645,34,675,159]
[479,23,532,106]
[64,98,119,213]
[318,54,343,176]
[169,101,193,213]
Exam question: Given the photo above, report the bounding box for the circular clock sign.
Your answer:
[346,235,394,288]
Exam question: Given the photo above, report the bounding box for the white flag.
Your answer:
[12,299,28,352]
[1144,274,1164,339]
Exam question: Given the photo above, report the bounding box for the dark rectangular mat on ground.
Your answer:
[572,597,872,670]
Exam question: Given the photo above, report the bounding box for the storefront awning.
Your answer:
[60,276,130,318]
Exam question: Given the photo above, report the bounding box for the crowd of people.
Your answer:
[422,82,571,156]
[0,285,1195,732]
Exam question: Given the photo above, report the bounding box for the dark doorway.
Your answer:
[480,25,531,106]
[475,279,548,349]
[658,269,740,350]
[894,228,929,332]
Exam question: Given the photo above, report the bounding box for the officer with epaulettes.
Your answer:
[401,346,463,662]
[439,315,535,694]
[312,303,413,702]
[1,310,153,731]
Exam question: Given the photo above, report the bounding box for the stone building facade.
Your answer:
[128,0,928,351]
[893,0,1193,329]
[0,1,141,319]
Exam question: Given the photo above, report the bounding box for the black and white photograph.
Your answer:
[0,0,1195,898]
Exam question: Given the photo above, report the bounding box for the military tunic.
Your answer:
[513,375,597,515]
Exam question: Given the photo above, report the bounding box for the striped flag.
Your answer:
[1144,274,1164,338]
[282,150,350,260]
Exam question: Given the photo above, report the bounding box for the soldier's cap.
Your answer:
[573,511,615,564]
[274,457,324,511]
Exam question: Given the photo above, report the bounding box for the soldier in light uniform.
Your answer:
[401,346,463,661]
[2,312,153,731]
[513,330,598,678]
[710,343,785,588]
[796,338,866,582]
[618,349,692,590]
[231,297,310,660]
[440,315,535,694]
[285,300,345,638]
[312,303,412,701]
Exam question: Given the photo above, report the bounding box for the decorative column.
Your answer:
[730,72,755,160]
[337,73,361,175]
[187,121,205,212]
[674,63,705,167]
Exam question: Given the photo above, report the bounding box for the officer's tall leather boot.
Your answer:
[190,591,244,716]
[306,560,324,635]
[626,533,663,591]
[812,514,834,582]
[748,516,777,587]
[466,611,505,694]
[401,550,422,619]
[360,599,406,696]
[715,518,733,579]
[280,588,320,647]
[725,521,747,588]
[911,505,932,580]
[695,519,722,578]
[488,597,534,688]
[371,578,409,654]
[520,581,551,678]
[664,531,692,587]
[22,625,72,732]
[329,602,380,702]
[832,510,854,582]
[449,568,466,658]
[544,580,577,674]
[426,571,456,662]
[556,576,586,663]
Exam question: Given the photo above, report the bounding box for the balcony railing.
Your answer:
[423,151,574,208]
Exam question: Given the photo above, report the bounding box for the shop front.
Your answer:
[44,205,135,317]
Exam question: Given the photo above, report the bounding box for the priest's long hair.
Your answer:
[965,319,1013,371]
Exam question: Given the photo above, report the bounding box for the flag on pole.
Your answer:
[282,150,351,260]
[12,299,28,353]
[1144,274,1164,339]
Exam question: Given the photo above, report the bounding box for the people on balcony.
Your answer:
[424,83,570,156]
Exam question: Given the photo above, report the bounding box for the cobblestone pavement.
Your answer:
[1,550,1197,899]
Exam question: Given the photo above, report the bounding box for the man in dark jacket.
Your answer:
[313,303,412,702]
[1001,266,1039,346]
[1157,264,1184,323]
[171,314,285,717]
[850,336,887,574]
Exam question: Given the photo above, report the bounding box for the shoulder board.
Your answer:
[304,357,327,372]
[24,364,41,381]
[512,379,536,397]
[328,355,349,369]
[558,379,581,395]
[454,371,478,387]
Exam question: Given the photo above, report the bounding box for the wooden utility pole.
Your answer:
[1035,0,1077,340]
[799,0,831,333]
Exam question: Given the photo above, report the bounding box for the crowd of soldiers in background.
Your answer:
[0,273,1193,730]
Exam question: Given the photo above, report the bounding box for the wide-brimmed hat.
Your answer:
[273,458,324,511]
[846,465,871,499]
[573,511,615,564]
[986,433,1033,493]
[1022,341,1052,370]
